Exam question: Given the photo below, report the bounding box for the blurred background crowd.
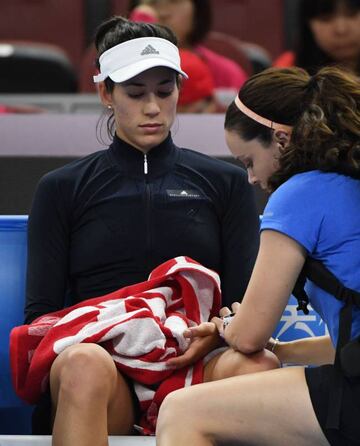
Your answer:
[1,0,359,114]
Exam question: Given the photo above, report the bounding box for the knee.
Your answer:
[157,389,190,433]
[157,388,214,443]
[51,344,117,405]
[220,348,280,379]
[254,349,281,371]
[237,348,281,374]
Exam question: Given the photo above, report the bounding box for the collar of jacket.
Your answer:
[108,132,179,178]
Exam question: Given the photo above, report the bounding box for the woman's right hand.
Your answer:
[184,302,241,339]
[183,321,218,339]
[167,321,221,369]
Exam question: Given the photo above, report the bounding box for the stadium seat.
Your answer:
[0,0,85,71]
[204,31,271,76]
[209,0,284,59]
[239,41,272,74]
[79,44,98,93]
[203,32,254,76]
[0,42,78,93]
[111,0,129,15]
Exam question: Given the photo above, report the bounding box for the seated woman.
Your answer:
[156,66,360,445]
[274,0,360,76]
[24,16,278,444]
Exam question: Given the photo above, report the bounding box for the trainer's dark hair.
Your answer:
[225,67,309,147]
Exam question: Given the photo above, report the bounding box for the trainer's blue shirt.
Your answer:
[261,170,360,346]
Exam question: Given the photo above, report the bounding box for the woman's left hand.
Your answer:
[166,322,221,369]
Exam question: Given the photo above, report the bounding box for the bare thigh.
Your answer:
[50,343,136,435]
[203,347,280,382]
[158,367,330,446]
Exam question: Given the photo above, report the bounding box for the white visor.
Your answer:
[93,37,188,83]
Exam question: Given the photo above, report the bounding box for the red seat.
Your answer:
[203,32,253,76]
[111,0,129,15]
[204,31,271,76]
[209,0,284,59]
[0,0,86,71]
[79,44,98,93]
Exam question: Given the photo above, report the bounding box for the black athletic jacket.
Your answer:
[25,133,259,323]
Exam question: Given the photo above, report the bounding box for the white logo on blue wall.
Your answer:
[273,295,328,340]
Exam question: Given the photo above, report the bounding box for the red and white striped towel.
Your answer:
[10,256,221,434]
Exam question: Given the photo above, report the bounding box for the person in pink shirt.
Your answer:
[128,0,248,91]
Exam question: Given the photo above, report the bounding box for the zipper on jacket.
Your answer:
[144,152,151,271]
[144,153,148,175]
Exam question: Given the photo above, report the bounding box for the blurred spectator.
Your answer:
[177,49,218,113]
[128,0,248,90]
[274,0,360,75]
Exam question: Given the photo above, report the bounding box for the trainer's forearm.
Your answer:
[275,335,335,366]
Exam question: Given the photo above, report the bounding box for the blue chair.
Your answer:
[0,216,32,434]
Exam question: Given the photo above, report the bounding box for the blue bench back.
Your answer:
[0,216,32,434]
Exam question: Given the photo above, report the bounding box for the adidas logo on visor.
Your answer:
[141,44,160,55]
